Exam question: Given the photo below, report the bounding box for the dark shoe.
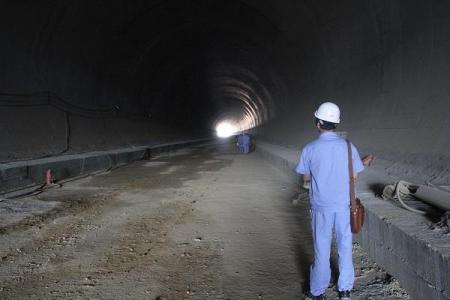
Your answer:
[338,290,351,300]
[304,291,326,300]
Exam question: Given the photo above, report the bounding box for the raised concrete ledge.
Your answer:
[0,138,210,194]
[254,141,449,300]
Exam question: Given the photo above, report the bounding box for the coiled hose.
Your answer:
[382,180,426,215]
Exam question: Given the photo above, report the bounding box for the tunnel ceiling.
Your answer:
[114,0,286,131]
[28,0,294,133]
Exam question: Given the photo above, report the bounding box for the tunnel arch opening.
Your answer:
[112,0,285,135]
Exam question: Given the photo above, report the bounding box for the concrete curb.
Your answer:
[0,138,211,194]
[254,141,449,300]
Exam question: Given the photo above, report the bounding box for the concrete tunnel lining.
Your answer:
[0,0,285,160]
[0,0,449,299]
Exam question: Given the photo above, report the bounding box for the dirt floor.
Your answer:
[0,143,409,299]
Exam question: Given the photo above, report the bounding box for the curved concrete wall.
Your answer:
[254,0,450,183]
[0,0,449,183]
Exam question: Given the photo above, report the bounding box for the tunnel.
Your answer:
[0,1,449,299]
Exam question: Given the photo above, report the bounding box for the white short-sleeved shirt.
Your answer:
[295,132,364,212]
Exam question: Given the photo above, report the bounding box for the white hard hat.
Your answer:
[314,102,340,123]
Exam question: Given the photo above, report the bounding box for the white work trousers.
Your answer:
[310,209,354,296]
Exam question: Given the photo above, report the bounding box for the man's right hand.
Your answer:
[362,154,374,166]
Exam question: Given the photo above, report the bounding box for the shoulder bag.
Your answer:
[346,140,365,234]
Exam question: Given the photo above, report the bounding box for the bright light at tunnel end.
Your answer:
[216,122,239,138]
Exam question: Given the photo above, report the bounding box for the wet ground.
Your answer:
[0,143,408,299]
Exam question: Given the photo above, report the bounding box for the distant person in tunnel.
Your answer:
[236,133,243,152]
[236,132,251,154]
[242,132,251,154]
[296,102,364,300]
